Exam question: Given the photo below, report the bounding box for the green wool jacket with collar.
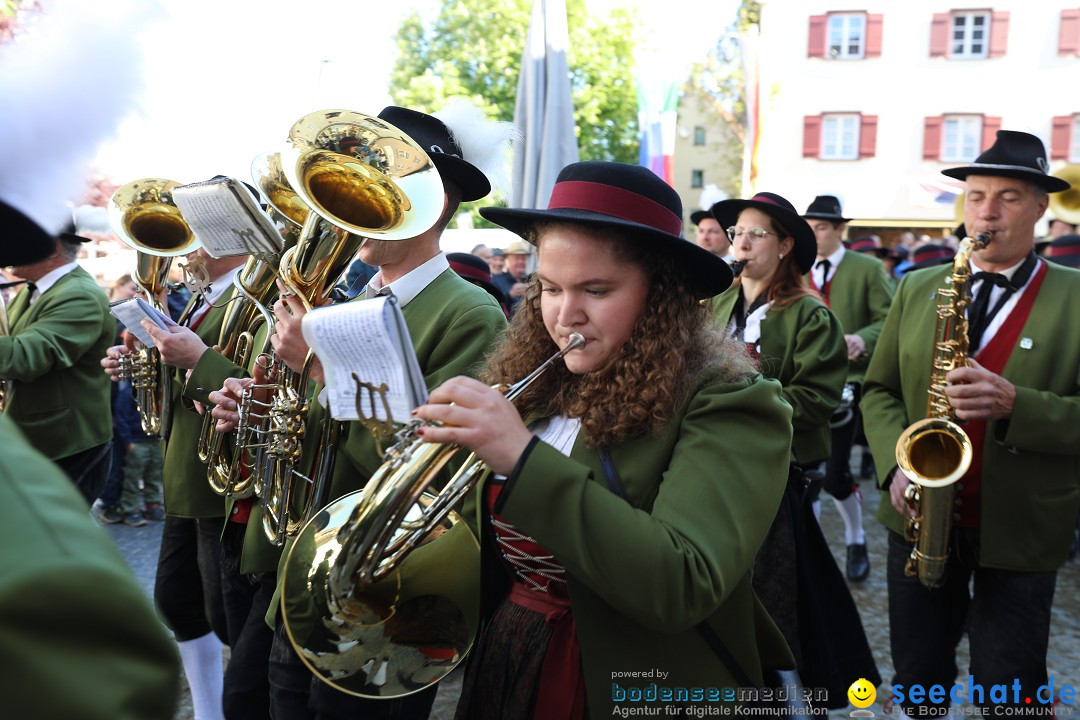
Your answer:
[0,414,179,719]
[817,250,894,383]
[161,288,235,518]
[468,371,796,717]
[861,261,1080,571]
[711,290,848,465]
[0,265,114,460]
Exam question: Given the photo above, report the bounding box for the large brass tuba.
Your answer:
[1048,164,1080,226]
[248,111,445,546]
[108,178,201,435]
[894,231,991,588]
[279,334,585,698]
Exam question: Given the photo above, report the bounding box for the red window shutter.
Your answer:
[859,115,879,158]
[1060,9,1080,55]
[1051,115,1073,160]
[803,115,822,157]
[924,117,943,159]
[981,116,1002,151]
[865,14,884,58]
[930,13,950,57]
[808,15,827,58]
[989,11,1010,58]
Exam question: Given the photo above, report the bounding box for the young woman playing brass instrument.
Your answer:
[412,161,797,719]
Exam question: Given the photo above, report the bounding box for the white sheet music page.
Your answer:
[173,177,282,258]
[301,296,427,422]
[109,297,178,347]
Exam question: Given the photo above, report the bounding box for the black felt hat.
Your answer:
[0,199,60,266]
[942,130,1070,193]
[378,106,491,202]
[689,209,714,226]
[480,161,732,297]
[802,195,852,223]
[909,243,955,270]
[711,192,817,273]
[447,252,506,304]
[849,236,888,258]
[1044,233,1080,268]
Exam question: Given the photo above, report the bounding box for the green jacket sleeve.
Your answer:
[860,273,911,489]
[778,302,847,435]
[997,380,1080,453]
[497,375,792,635]
[851,260,894,366]
[0,291,113,382]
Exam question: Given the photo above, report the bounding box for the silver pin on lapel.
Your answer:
[1019,337,1033,350]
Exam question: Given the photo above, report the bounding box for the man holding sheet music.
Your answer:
[210,101,513,720]
[102,243,246,720]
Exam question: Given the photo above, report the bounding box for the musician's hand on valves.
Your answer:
[270,292,324,384]
[101,344,130,382]
[944,358,1016,421]
[209,376,252,433]
[141,320,208,370]
[412,376,534,477]
[844,333,866,361]
[889,468,916,517]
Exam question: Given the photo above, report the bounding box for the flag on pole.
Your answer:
[636,77,678,185]
[512,0,579,209]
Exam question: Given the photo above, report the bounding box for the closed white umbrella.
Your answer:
[511,0,579,210]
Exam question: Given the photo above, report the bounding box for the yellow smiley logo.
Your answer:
[848,678,876,709]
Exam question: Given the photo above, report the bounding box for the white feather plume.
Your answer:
[433,98,520,201]
[697,184,728,211]
[0,0,162,233]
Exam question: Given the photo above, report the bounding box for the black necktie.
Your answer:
[815,259,831,297]
[968,252,1037,349]
[183,293,205,327]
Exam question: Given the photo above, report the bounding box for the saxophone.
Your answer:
[893,231,991,588]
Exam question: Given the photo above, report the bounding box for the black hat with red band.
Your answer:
[710,192,817,273]
[479,161,732,297]
[1044,233,1080,268]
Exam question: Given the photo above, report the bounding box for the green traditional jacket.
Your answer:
[475,371,795,717]
[861,261,1080,571]
[162,289,234,518]
[0,415,179,719]
[0,266,114,460]
[712,290,847,465]
[814,250,894,382]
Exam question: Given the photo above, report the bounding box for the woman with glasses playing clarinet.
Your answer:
[709,192,879,708]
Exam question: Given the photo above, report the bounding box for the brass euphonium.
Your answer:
[108,178,202,435]
[894,231,991,588]
[248,111,445,547]
[279,334,586,698]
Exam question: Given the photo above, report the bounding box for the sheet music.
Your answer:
[173,177,282,259]
[301,296,427,422]
[109,297,178,347]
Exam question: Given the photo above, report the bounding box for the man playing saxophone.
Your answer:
[102,243,247,720]
[861,131,1080,718]
[210,100,513,720]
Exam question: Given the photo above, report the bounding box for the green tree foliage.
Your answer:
[390,0,641,165]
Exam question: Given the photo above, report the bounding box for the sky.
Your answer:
[90,0,740,185]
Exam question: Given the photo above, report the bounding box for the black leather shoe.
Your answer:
[847,543,870,582]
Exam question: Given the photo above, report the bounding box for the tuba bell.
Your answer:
[893,231,991,588]
[1047,164,1080,226]
[278,334,585,698]
[108,178,201,435]
[240,111,445,547]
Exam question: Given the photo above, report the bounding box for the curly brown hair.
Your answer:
[480,222,756,448]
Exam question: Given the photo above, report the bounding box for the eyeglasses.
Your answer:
[726,226,779,242]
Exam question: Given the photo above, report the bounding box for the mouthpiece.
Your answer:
[730,260,746,278]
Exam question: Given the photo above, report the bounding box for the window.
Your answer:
[809,13,883,59]
[693,126,706,146]
[821,115,860,160]
[951,11,990,58]
[828,13,866,58]
[691,170,704,189]
[941,116,983,162]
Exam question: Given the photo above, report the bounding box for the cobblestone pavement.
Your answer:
[105,446,1080,719]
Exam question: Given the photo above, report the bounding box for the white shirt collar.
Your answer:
[364,252,449,307]
[970,254,1029,282]
[812,245,846,286]
[29,261,79,303]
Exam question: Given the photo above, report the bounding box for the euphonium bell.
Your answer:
[279,334,586,698]
[108,178,202,436]
[1048,164,1080,225]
